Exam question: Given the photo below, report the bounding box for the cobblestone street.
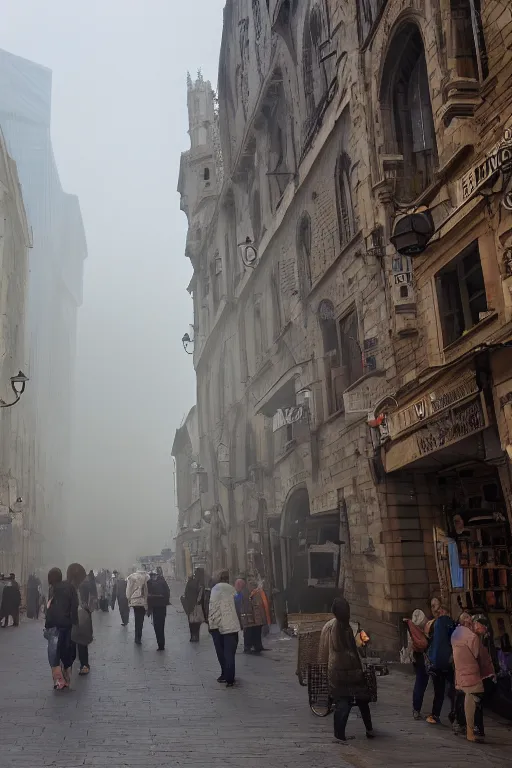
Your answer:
[1,597,512,768]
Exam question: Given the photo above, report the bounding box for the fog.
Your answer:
[0,0,225,569]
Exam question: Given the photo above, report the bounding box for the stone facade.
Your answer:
[178,0,512,653]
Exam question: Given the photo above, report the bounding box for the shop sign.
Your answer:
[384,395,488,472]
[387,371,478,439]
[458,127,512,206]
[272,405,307,432]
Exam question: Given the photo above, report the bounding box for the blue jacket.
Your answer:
[428,615,456,670]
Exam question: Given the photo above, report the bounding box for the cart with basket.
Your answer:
[291,612,380,717]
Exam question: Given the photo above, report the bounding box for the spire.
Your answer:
[187,71,193,90]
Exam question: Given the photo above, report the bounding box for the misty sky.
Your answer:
[0,0,225,568]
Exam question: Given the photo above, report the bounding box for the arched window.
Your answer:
[253,0,262,39]
[204,167,210,181]
[450,0,488,81]
[335,154,355,246]
[380,24,437,203]
[303,4,325,117]
[297,212,312,297]
[251,189,262,242]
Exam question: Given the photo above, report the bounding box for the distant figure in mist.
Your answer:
[1,573,21,627]
[181,568,207,642]
[26,574,42,619]
[126,565,149,645]
[147,567,171,651]
[86,570,98,611]
[111,570,129,626]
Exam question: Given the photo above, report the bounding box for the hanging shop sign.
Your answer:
[384,394,488,473]
[386,371,479,439]
[272,405,307,432]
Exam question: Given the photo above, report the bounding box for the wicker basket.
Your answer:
[296,629,324,686]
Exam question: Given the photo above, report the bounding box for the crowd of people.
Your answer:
[404,597,511,743]
[0,573,21,627]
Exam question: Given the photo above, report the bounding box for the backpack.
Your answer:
[406,619,428,653]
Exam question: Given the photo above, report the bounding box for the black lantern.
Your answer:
[182,333,194,355]
[0,371,29,408]
[390,211,435,256]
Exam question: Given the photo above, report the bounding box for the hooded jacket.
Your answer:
[125,570,149,608]
[45,581,79,630]
[147,575,170,609]
[451,625,483,690]
[208,582,240,635]
[318,598,369,701]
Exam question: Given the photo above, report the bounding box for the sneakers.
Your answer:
[426,715,440,725]
[217,675,226,683]
[413,710,422,721]
[78,665,90,676]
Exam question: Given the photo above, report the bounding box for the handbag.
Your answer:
[363,664,378,703]
[71,607,94,645]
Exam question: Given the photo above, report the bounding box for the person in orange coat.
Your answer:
[243,579,271,654]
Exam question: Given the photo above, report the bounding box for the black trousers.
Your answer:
[431,669,455,719]
[117,600,130,625]
[334,698,373,740]
[243,625,264,652]
[189,622,201,641]
[133,606,146,642]
[152,606,166,649]
[72,643,89,667]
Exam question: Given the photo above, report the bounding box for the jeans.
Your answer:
[46,627,73,669]
[413,659,430,712]
[152,606,166,649]
[211,629,238,684]
[431,668,455,719]
[243,625,264,652]
[133,606,146,642]
[334,698,373,740]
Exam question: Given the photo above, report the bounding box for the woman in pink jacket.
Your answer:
[451,612,491,743]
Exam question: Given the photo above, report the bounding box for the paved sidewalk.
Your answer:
[0,593,511,768]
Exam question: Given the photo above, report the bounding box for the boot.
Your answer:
[466,726,484,743]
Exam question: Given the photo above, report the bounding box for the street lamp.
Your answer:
[182,333,194,355]
[0,371,29,408]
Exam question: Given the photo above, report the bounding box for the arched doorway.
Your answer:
[279,486,341,618]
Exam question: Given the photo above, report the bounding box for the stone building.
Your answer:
[0,50,87,577]
[178,0,512,652]
[0,128,32,581]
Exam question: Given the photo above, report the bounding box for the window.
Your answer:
[450,0,488,81]
[254,295,266,362]
[210,253,222,310]
[297,212,312,297]
[436,240,488,347]
[380,24,438,203]
[270,265,282,340]
[203,167,210,181]
[253,0,262,39]
[339,310,363,388]
[335,154,355,246]
[303,4,325,118]
[251,189,261,242]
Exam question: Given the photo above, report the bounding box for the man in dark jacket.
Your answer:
[147,568,170,650]
[1,573,21,627]
[111,571,130,626]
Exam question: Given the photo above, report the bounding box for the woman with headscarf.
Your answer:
[318,597,374,742]
[181,568,206,642]
[403,609,430,719]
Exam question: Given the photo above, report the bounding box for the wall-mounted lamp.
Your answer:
[390,211,435,256]
[238,237,258,269]
[182,333,194,355]
[0,372,29,408]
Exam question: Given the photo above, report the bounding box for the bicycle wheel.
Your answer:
[307,664,333,717]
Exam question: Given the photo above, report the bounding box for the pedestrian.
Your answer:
[86,570,98,611]
[71,572,94,675]
[26,574,42,619]
[111,570,130,626]
[181,568,206,642]
[239,578,271,654]
[1,573,21,627]
[318,597,374,743]
[451,612,488,742]
[403,609,430,720]
[126,564,149,644]
[425,604,456,725]
[147,567,170,651]
[208,570,240,687]
[44,563,86,690]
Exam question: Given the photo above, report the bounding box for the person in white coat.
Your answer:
[208,570,241,687]
[126,566,149,644]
